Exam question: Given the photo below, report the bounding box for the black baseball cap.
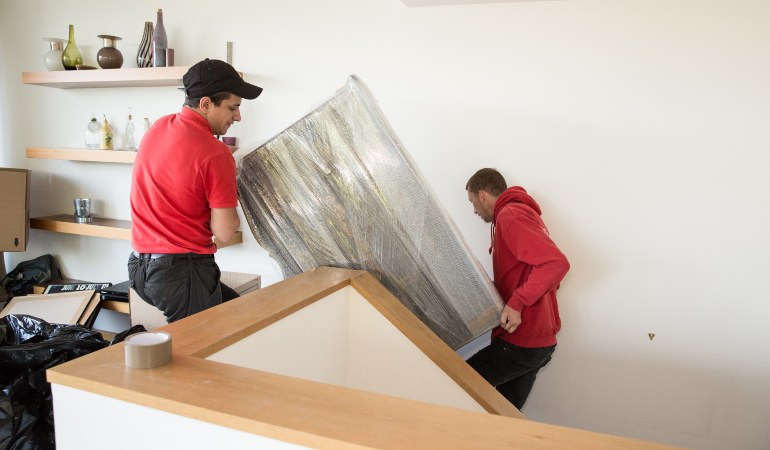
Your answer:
[183,58,263,99]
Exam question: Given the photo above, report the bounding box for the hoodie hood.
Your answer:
[493,186,542,226]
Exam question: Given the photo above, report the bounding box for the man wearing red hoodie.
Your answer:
[465,168,570,410]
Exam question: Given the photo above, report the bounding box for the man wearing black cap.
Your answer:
[128,59,263,323]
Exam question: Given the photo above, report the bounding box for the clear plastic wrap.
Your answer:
[237,76,502,349]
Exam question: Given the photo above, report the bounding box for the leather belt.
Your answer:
[132,251,213,260]
[132,251,173,259]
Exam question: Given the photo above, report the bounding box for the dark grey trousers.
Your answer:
[128,252,224,323]
[467,338,555,410]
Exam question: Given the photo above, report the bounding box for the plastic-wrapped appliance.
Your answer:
[237,76,502,350]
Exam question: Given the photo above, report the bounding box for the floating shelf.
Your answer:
[29,214,242,248]
[30,215,132,239]
[22,66,190,89]
[26,147,137,163]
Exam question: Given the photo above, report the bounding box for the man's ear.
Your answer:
[198,96,212,112]
[479,189,496,208]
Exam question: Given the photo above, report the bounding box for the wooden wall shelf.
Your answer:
[22,66,190,89]
[26,147,137,163]
[30,214,131,240]
[29,214,242,248]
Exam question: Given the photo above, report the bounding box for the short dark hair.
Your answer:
[466,168,507,196]
[183,91,232,108]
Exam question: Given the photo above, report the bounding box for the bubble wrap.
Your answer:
[237,76,502,349]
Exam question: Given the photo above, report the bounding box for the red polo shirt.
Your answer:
[130,107,237,254]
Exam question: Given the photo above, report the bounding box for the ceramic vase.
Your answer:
[136,21,153,68]
[43,37,66,71]
[97,35,123,69]
[152,9,167,67]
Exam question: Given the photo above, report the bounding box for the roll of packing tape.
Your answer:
[124,332,172,369]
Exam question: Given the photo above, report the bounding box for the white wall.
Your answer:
[1,0,769,448]
[51,385,307,450]
[208,286,486,413]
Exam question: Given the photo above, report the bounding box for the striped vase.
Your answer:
[136,21,153,68]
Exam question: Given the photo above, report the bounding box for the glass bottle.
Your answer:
[43,38,66,71]
[100,115,114,150]
[62,24,83,70]
[85,115,100,148]
[152,9,167,67]
[124,111,136,150]
[141,117,152,138]
[135,117,152,150]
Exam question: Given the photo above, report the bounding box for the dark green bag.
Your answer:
[1,254,61,297]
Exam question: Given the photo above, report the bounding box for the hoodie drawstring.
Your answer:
[489,222,495,254]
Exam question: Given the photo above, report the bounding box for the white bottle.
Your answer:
[124,113,136,150]
[137,117,152,149]
[85,115,100,148]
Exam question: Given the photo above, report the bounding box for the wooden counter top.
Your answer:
[47,267,678,449]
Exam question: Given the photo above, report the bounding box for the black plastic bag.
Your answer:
[1,255,61,298]
[109,324,147,345]
[0,314,109,450]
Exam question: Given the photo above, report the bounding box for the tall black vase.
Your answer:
[136,21,153,68]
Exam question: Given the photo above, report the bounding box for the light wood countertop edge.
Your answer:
[46,347,677,450]
[160,266,362,357]
[46,267,681,449]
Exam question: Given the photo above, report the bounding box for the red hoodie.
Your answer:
[491,186,569,348]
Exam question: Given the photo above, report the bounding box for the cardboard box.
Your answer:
[0,168,30,252]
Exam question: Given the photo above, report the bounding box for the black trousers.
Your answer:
[467,338,555,410]
[128,252,235,323]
